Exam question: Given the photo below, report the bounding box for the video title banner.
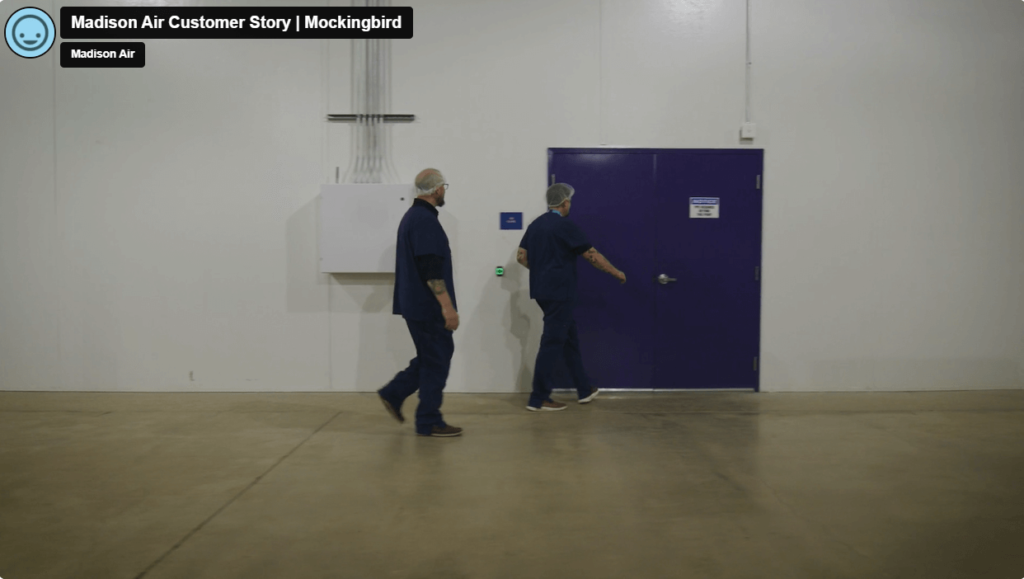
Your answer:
[60,7,413,39]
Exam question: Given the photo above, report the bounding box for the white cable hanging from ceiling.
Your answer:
[343,0,401,184]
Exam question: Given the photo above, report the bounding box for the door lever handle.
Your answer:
[656,274,677,285]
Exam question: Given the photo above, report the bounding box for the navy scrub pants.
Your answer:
[379,317,454,435]
[529,299,592,408]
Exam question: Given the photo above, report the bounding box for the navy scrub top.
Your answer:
[519,211,593,301]
[393,199,457,321]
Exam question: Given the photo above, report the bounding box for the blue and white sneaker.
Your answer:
[578,388,599,404]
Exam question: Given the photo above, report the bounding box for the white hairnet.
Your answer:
[546,183,574,207]
[415,169,445,193]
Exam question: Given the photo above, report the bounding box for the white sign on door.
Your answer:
[690,197,720,219]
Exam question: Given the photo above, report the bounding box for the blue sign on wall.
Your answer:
[500,212,523,230]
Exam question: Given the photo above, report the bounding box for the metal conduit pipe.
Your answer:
[339,0,405,183]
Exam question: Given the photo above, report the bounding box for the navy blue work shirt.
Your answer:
[519,211,593,301]
[393,199,457,321]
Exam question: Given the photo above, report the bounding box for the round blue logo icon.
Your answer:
[6,7,56,58]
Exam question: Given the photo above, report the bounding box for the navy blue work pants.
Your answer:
[529,299,592,408]
[379,317,454,435]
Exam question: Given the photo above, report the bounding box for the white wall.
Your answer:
[757,0,1024,390]
[2,0,1022,393]
[0,0,61,392]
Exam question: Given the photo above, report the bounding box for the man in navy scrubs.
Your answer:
[378,168,463,437]
[517,183,627,411]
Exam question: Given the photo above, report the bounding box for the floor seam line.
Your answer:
[750,473,891,574]
[131,409,343,579]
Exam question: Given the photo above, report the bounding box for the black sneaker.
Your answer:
[417,425,463,437]
[378,391,404,423]
[526,400,567,412]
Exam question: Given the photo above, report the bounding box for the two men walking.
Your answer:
[378,171,626,436]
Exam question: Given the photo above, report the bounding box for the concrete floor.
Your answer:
[1,391,1022,579]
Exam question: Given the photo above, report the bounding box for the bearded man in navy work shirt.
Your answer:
[517,183,627,411]
[377,168,463,437]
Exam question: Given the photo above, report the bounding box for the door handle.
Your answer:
[656,274,677,285]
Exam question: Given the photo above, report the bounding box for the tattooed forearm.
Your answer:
[426,279,448,295]
[583,248,619,276]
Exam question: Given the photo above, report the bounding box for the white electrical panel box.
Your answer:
[319,184,415,273]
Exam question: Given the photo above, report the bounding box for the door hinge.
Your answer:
[754,357,759,371]
[551,174,556,185]
[756,175,761,190]
[755,266,760,281]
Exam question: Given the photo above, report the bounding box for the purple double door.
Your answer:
[548,148,763,390]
